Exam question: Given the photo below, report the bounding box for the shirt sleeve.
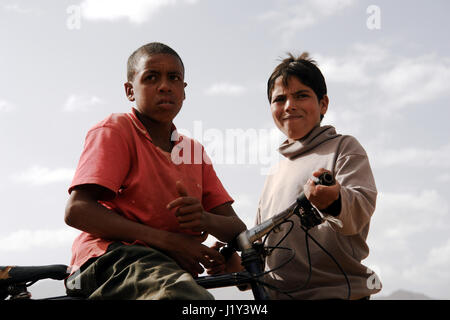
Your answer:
[201,146,234,212]
[68,125,131,195]
[333,136,378,236]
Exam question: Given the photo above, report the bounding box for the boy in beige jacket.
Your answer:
[211,52,381,300]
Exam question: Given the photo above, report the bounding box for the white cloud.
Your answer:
[374,190,448,243]
[2,4,41,15]
[436,172,450,182]
[316,43,389,85]
[63,94,103,112]
[259,0,356,41]
[80,0,199,24]
[427,239,450,269]
[365,189,450,298]
[304,43,450,142]
[11,166,75,186]
[370,143,450,169]
[0,228,78,253]
[317,44,450,112]
[379,55,450,108]
[204,83,246,96]
[318,57,371,85]
[400,238,450,295]
[0,99,14,112]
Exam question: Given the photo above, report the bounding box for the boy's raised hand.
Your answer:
[303,168,340,210]
[167,181,210,233]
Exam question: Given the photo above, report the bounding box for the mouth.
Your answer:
[282,115,303,121]
[157,99,175,106]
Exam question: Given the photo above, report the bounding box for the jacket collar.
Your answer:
[278,125,340,159]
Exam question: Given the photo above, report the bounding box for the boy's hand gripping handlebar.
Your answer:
[232,172,336,252]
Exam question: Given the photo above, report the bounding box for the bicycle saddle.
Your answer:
[0,264,69,286]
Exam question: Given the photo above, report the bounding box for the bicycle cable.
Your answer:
[245,217,312,299]
[259,220,314,299]
[281,230,313,294]
[237,245,296,300]
[258,245,295,277]
[262,219,294,255]
[300,225,352,300]
[254,213,351,300]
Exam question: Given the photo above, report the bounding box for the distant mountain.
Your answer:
[374,289,434,300]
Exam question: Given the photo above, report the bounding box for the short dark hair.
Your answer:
[127,42,184,82]
[267,52,327,104]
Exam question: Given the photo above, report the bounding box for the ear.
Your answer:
[183,82,187,100]
[124,82,135,102]
[319,95,329,117]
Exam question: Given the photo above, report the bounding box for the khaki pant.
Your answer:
[65,242,214,300]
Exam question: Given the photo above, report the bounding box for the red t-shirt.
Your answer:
[68,108,233,271]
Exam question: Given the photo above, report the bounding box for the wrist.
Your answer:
[322,193,342,217]
[202,210,214,231]
[142,227,177,252]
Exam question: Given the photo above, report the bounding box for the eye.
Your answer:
[170,74,182,81]
[294,93,308,99]
[272,96,285,103]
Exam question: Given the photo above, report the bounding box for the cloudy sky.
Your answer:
[1,0,449,300]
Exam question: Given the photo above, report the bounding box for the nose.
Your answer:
[158,77,172,93]
[284,97,296,112]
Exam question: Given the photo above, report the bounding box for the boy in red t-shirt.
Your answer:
[64,42,246,299]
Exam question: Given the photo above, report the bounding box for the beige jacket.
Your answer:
[256,125,381,299]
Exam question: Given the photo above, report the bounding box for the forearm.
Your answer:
[204,212,247,243]
[64,185,231,278]
[337,185,377,235]
[64,199,176,252]
[334,147,377,235]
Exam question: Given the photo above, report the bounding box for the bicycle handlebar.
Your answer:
[235,172,335,251]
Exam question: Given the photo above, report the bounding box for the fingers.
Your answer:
[204,246,225,265]
[166,180,194,209]
[207,250,243,275]
[167,196,197,209]
[178,220,203,231]
[312,168,329,178]
[187,262,204,277]
[175,203,203,217]
[172,203,205,230]
[305,180,340,210]
[194,231,209,243]
[303,178,315,197]
[184,247,223,272]
[210,241,226,251]
[305,178,328,198]
[170,235,225,277]
[172,252,212,277]
[176,180,188,197]
[310,168,336,190]
[207,263,226,275]
[173,254,203,277]
[167,193,206,231]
